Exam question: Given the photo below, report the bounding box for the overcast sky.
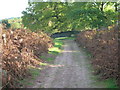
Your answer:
[0,0,117,20]
[0,0,28,20]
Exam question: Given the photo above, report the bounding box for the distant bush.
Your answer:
[11,22,21,29]
[2,19,11,29]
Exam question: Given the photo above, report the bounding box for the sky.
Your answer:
[0,0,29,20]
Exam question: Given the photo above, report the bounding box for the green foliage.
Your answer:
[22,2,68,33]
[11,23,21,29]
[8,17,23,29]
[2,19,11,29]
[104,79,119,88]
[22,2,118,33]
[48,38,63,55]
[67,2,118,29]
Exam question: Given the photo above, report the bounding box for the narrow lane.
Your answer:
[33,40,104,88]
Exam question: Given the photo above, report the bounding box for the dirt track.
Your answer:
[32,40,104,88]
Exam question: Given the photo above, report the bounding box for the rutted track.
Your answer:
[32,40,105,88]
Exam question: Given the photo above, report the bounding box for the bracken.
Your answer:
[76,25,119,86]
[2,29,53,88]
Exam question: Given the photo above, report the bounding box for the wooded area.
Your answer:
[22,2,118,33]
[1,1,119,89]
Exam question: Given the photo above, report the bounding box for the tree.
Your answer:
[22,2,118,33]
[2,19,11,29]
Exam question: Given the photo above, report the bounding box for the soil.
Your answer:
[29,40,105,88]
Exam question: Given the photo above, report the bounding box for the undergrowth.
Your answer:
[80,46,119,88]
[48,37,64,55]
[17,67,41,87]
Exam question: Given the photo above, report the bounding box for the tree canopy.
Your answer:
[22,2,118,33]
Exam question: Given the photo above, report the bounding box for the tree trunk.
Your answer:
[115,2,118,12]
[100,2,104,12]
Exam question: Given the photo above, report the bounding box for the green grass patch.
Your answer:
[53,39,63,48]
[48,38,64,55]
[103,78,118,88]
[40,55,46,59]
[39,62,49,66]
[48,51,59,55]
[41,37,74,61]
[17,68,40,86]
[48,37,75,55]
[40,38,64,61]
[17,79,33,86]
[29,68,40,77]
[49,47,61,54]
[40,55,54,62]
[47,57,54,61]
[92,76,119,88]
[55,37,75,40]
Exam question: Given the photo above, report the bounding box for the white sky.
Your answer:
[0,0,29,20]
